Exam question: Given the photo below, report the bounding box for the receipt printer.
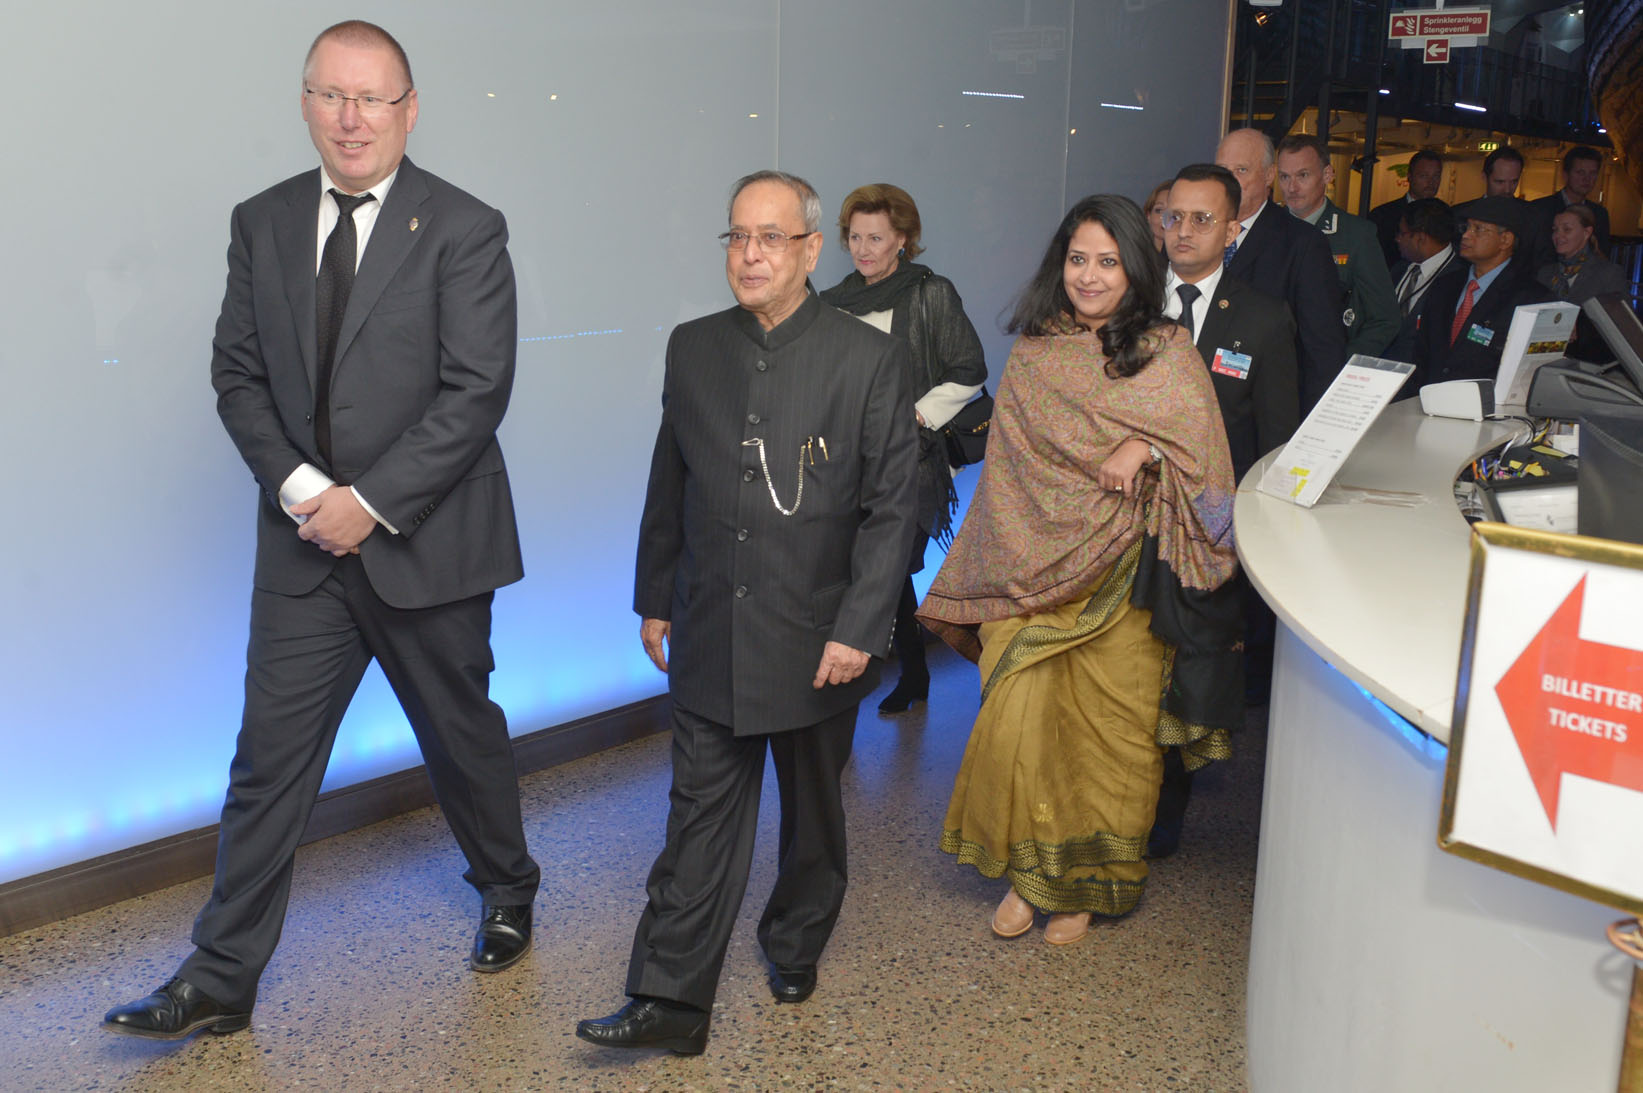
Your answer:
[1419,379,1494,421]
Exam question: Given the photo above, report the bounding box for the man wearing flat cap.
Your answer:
[1412,194,1549,388]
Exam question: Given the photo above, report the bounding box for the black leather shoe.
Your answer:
[767,963,817,1004]
[102,978,250,1040]
[471,903,532,972]
[877,677,929,714]
[576,998,710,1055]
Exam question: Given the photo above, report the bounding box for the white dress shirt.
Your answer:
[1234,200,1270,250]
[1162,264,1225,338]
[1399,244,1454,313]
[277,167,402,534]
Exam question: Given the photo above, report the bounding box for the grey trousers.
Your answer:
[179,555,539,1010]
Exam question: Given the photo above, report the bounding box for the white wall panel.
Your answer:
[0,0,1229,883]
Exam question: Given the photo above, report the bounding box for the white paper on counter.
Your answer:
[1258,355,1416,508]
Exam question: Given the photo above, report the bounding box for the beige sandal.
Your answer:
[991,889,1035,938]
[1044,912,1092,945]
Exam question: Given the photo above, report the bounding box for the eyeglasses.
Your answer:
[718,230,816,253]
[304,88,413,116]
[1160,210,1224,234]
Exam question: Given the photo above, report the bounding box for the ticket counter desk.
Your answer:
[1237,399,1630,1091]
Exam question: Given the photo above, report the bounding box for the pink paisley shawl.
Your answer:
[918,323,1237,661]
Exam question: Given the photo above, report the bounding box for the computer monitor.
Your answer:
[1578,412,1643,546]
[1582,294,1643,395]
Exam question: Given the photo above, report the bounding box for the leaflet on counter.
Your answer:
[1493,301,1580,408]
[1257,355,1416,507]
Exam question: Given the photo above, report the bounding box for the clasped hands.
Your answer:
[641,618,869,690]
[291,485,376,556]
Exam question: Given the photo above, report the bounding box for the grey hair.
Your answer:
[1223,126,1276,167]
[728,170,823,233]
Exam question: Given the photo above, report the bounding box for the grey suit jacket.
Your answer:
[634,293,919,734]
[211,157,524,610]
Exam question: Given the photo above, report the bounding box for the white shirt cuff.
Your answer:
[276,465,399,535]
[351,487,400,535]
[278,464,336,524]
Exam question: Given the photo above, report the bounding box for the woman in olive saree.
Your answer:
[918,194,1240,944]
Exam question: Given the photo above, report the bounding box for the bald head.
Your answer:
[1216,128,1276,221]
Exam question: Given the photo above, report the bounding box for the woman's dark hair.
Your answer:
[1005,194,1167,378]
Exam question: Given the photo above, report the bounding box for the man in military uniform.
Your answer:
[1275,133,1400,361]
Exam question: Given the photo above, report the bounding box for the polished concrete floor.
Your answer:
[0,642,1265,1091]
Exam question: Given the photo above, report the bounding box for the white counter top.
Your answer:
[1234,400,1523,742]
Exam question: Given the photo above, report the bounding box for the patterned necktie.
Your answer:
[1449,278,1479,347]
[315,189,377,468]
[1175,283,1202,342]
[1223,238,1238,267]
[1397,264,1422,315]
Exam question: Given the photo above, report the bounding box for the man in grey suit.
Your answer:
[103,20,538,1041]
[576,171,918,1055]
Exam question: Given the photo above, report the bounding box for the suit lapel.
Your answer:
[1467,260,1518,326]
[1197,280,1236,357]
[333,158,431,371]
[274,174,323,395]
[1227,207,1271,276]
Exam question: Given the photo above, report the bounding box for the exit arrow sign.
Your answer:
[1425,38,1450,63]
[1494,577,1643,831]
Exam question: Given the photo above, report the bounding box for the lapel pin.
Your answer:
[1218,299,1229,309]
[408,217,419,232]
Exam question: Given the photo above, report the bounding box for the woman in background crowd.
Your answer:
[820,184,988,714]
[1142,179,1172,255]
[918,195,1241,945]
[1538,204,1629,305]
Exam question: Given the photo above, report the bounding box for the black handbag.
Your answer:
[914,276,993,468]
[941,390,993,467]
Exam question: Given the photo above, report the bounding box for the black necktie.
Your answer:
[1175,283,1202,342]
[315,189,376,468]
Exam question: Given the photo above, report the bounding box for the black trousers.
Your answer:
[625,703,857,1011]
[179,555,539,1010]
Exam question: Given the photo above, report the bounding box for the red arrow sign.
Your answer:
[1425,38,1450,63]
[1494,576,1643,830]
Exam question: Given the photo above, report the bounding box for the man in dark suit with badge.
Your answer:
[1414,196,1551,387]
[1276,134,1400,362]
[576,171,917,1055]
[1162,165,1299,482]
[1384,198,1463,364]
[1151,163,1299,857]
[103,20,539,1041]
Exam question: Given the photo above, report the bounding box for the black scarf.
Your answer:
[820,261,931,316]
